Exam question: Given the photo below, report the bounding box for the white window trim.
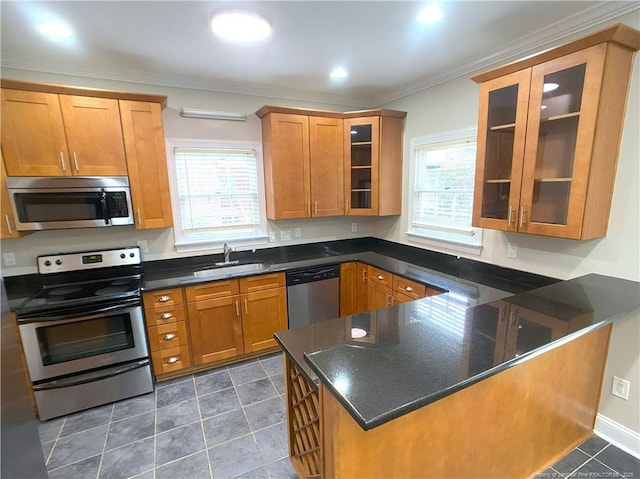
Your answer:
[165,138,269,253]
[406,127,483,256]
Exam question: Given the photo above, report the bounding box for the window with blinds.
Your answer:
[167,141,267,249]
[408,129,482,253]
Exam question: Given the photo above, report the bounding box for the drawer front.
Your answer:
[143,288,184,309]
[147,321,189,351]
[144,304,186,327]
[185,279,239,302]
[239,273,285,294]
[151,345,191,374]
[367,266,393,288]
[393,276,427,300]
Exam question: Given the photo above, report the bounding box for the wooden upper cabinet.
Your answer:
[0,153,20,238]
[472,24,640,239]
[119,100,173,229]
[1,89,69,176]
[309,116,344,217]
[58,95,127,176]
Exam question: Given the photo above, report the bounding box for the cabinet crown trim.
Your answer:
[255,105,406,119]
[471,23,640,84]
[1,79,168,108]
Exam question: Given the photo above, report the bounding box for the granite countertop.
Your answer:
[275,273,640,431]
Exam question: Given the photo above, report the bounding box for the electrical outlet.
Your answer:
[136,240,148,253]
[294,227,302,238]
[269,231,276,242]
[2,252,16,266]
[612,376,630,400]
[506,243,518,259]
[351,222,358,233]
[280,230,292,241]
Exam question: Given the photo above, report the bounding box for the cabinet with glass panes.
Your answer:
[471,24,640,239]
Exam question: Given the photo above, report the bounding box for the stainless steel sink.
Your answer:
[193,262,268,279]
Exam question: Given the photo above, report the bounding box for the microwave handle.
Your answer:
[100,190,110,225]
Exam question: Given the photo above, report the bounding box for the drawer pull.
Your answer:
[405,286,413,292]
[377,275,384,280]
[163,334,176,341]
[158,295,171,303]
[160,312,173,320]
[166,357,179,364]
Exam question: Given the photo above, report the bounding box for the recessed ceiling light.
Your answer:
[543,82,559,93]
[417,5,443,25]
[330,67,348,79]
[37,21,73,39]
[210,10,272,43]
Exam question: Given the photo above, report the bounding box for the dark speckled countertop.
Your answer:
[275,273,639,431]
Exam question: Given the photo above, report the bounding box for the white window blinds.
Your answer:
[173,146,263,244]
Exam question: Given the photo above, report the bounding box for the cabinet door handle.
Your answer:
[163,333,176,341]
[244,299,248,315]
[507,205,514,227]
[307,201,311,216]
[235,300,240,317]
[4,215,13,234]
[377,275,384,280]
[405,286,413,292]
[166,357,179,364]
[508,311,517,329]
[158,295,171,303]
[362,268,367,282]
[59,152,66,172]
[314,201,318,215]
[73,152,79,172]
[137,209,142,225]
[498,308,505,323]
[386,293,392,306]
[160,312,173,320]
[519,207,526,228]
[346,199,350,213]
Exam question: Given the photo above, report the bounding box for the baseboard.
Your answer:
[594,413,640,459]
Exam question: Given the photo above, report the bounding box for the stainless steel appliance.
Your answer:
[6,176,134,231]
[15,247,153,421]
[286,264,340,329]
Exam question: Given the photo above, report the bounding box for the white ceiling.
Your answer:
[1,1,637,107]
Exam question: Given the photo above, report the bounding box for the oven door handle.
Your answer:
[32,359,150,391]
[18,301,141,323]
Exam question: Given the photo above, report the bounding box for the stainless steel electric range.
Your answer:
[14,247,153,421]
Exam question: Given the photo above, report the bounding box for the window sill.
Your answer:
[176,235,269,254]
[406,231,483,256]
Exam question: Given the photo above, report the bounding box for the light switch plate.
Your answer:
[506,243,518,259]
[281,230,292,241]
[2,252,16,266]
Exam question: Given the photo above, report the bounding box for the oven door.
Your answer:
[18,305,148,383]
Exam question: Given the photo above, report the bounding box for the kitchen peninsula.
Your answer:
[275,273,640,478]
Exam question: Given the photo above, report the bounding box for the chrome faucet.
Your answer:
[223,243,232,263]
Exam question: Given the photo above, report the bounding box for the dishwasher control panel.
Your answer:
[286,264,340,286]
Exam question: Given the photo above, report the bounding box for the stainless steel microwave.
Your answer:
[6,176,134,231]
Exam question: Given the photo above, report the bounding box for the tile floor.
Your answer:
[38,352,640,479]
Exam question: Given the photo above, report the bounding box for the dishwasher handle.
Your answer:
[286,264,340,286]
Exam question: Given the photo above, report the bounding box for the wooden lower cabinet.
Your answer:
[367,281,393,310]
[366,265,444,310]
[242,286,287,353]
[340,262,370,315]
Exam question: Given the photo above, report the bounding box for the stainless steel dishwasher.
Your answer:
[286,264,340,329]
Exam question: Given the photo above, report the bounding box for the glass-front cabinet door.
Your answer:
[473,70,531,231]
[519,45,606,238]
[344,117,379,215]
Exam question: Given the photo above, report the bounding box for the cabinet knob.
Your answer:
[158,295,171,303]
[163,333,176,341]
[166,357,179,364]
[160,312,173,320]
[405,286,413,292]
[377,275,384,280]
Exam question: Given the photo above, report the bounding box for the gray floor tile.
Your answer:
[244,396,286,431]
[195,369,234,396]
[198,387,242,418]
[260,354,284,377]
[236,378,279,406]
[128,471,154,479]
[266,457,298,479]
[155,451,212,479]
[208,434,265,478]
[37,416,65,443]
[229,360,267,385]
[48,454,101,479]
[59,403,113,437]
[111,392,155,421]
[237,466,270,479]
[577,434,608,456]
[551,448,590,474]
[98,437,154,479]
[202,409,251,448]
[42,440,55,462]
[253,421,288,464]
[105,411,155,451]
[156,378,196,408]
[156,397,200,433]
[47,424,108,470]
[569,458,621,478]
[155,421,206,466]
[270,374,286,395]
[156,373,194,388]
[595,445,640,477]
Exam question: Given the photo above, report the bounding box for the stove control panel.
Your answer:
[38,247,141,274]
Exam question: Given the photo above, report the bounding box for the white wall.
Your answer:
[378,12,640,439]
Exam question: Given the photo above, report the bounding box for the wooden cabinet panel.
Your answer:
[143,288,184,309]
[340,262,357,316]
[393,291,416,304]
[185,280,239,302]
[367,265,392,288]
[355,262,369,314]
[309,116,344,217]
[120,100,173,229]
[187,295,244,365]
[392,276,427,301]
[144,304,186,327]
[151,345,192,374]
[242,287,288,353]
[0,155,20,238]
[147,321,189,351]
[58,95,127,176]
[367,281,392,310]
[1,89,69,176]
[239,273,285,294]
